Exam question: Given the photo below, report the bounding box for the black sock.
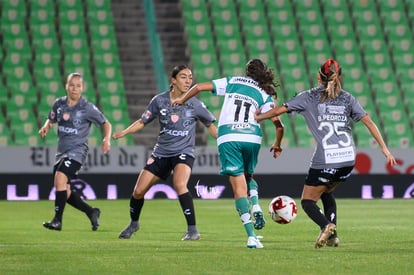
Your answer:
[54,190,67,222]
[178,192,196,228]
[67,190,93,216]
[321,192,336,224]
[130,196,144,221]
[321,193,337,237]
[301,199,329,229]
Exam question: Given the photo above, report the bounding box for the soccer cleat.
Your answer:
[253,211,265,230]
[118,221,139,239]
[315,223,336,248]
[88,208,101,231]
[181,231,201,241]
[326,236,340,247]
[43,220,62,231]
[247,236,264,249]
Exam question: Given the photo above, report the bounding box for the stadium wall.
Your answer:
[0,146,413,200]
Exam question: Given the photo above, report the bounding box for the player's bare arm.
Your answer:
[255,105,288,122]
[360,115,396,165]
[113,119,145,140]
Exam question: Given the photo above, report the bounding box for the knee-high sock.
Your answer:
[247,178,259,206]
[235,197,255,237]
[321,192,336,224]
[67,190,93,216]
[54,190,67,222]
[301,199,329,229]
[178,192,196,228]
[130,196,144,222]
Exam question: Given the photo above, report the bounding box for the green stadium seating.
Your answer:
[352,122,379,148]
[0,1,27,24]
[30,24,61,61]
[181,0,220,82]
[0,114,11,146]
[292,115,315,148]
[33,64,64,96]
[295,8,332,64]
[42,127,58,146]
[261,118,296,148]
[209,0,246,76]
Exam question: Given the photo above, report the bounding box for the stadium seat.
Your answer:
[208,0,247,76]
[295,8,332,64]
[292,115,315,148]
[0,1,27,24]
[42,127,58,146]
[352,122,379,148]
[30,23,61,62]
[261,118,295,148]
[181,0,209,26]
[383,120,414,148]
[33,63,63,95]
[5,95,40,146]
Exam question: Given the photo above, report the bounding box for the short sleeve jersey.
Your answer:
[141,91,216,158]
[49,96,108,165]
[211,76,274,146]
[285,86,366,168]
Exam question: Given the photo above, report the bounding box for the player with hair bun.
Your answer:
[255,59,396,248]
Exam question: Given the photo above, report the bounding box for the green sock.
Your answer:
[235,197,255,237]
[247,178,259,205]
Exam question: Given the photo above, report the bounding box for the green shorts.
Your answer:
[218,141,260,176]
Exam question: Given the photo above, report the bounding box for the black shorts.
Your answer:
[305,166,354,188]
[53,158,82,181]
[144,154,195,180]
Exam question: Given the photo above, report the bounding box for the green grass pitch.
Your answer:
[1,199,413,274]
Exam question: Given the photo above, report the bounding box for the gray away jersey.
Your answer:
[49,96,108,165]
[141,91,216,158]
[285,86,366,169]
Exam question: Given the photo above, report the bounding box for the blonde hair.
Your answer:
[318,59,341,102]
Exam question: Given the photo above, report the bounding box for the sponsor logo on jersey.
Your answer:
[160,127,189,137]
[73,119,81,127]
[327,105,345,114]
[231,123,251,129]
[183,120,192,128]
[58,126,78,134]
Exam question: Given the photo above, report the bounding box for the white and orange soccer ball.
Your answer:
[268,195,298,224]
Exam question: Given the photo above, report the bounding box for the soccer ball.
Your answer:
[268,195,298,224]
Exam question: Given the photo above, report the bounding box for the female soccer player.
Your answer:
[172,59,284,248]
[39,72,112,231]
[113,64,217,240]
[255,58,397,248]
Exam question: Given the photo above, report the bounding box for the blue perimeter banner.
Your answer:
[0,174,413,200]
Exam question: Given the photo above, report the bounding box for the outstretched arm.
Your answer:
[270,116,284,158]
[112,119,145,140]
[38,119,53,138]
[360,115,396,165]
[255,105,289,122]
[206,123,218,139]
[172,82,214,105]
[101,121,112,154]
